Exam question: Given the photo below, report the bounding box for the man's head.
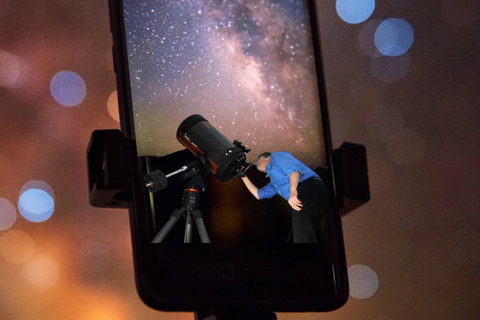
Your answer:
[255,152,271,172]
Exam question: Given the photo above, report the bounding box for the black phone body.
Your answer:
[109,0,348,312]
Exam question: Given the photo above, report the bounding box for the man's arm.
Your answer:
[288,171,303,211]
[241,176,260,200]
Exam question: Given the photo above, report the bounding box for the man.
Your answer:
[241,151,328,243]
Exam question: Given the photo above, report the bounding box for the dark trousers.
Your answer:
[291,177,328,243]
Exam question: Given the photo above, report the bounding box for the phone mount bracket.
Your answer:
[87,130,369,213]
[87,129,131,208]
[333,142,370,216]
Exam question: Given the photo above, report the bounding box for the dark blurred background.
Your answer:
[0,0,479,319]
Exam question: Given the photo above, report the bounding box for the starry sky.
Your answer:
[124,0,326,168]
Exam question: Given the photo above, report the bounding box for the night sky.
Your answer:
[124,0,326,168]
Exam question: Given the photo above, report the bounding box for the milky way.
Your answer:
[124,0,326,168]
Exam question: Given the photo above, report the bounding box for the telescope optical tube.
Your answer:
[177,115,247,182]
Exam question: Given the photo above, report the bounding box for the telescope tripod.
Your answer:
[152,174,211,243]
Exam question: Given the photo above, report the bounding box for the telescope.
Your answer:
[177,114,250,182]
[145,114,251,194]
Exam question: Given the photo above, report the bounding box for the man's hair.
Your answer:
[257,152,271,159]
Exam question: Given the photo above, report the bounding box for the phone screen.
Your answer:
[112,0,347,311]
[124,0,325,166]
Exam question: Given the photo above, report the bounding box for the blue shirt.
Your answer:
[257,151,319,201]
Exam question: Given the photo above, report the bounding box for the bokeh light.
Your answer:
[107,90,120,122]
[345,86,384,123]
[22,254,59,289]
[81,290,132,320]
[387,129,427,166]
[370,53,410,82]
[357,19,382,57]
[18,181,55,223]
[366,106,404,141]
[50,70,87,107]
[348,264,379,299]
[336,0,375,24]
[0,50,28,88]
[77,241,116,284]
[0,198,17,230]
[0,230,35,264]
[374,18,414,56]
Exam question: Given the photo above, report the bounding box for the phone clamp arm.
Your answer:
[87,129,131,208]
[333,142,370,216]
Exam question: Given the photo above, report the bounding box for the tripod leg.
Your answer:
[193,210,211,243]
[184,212,193,243]
[152,209,183,243]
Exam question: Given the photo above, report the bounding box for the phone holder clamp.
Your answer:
[87,129,131,208]
[86,129,370,216]
[333,142,370,216]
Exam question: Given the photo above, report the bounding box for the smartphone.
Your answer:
[109,0,348,312]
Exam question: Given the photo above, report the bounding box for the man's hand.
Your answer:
[288,189,303,211]
[288,171,302,211]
